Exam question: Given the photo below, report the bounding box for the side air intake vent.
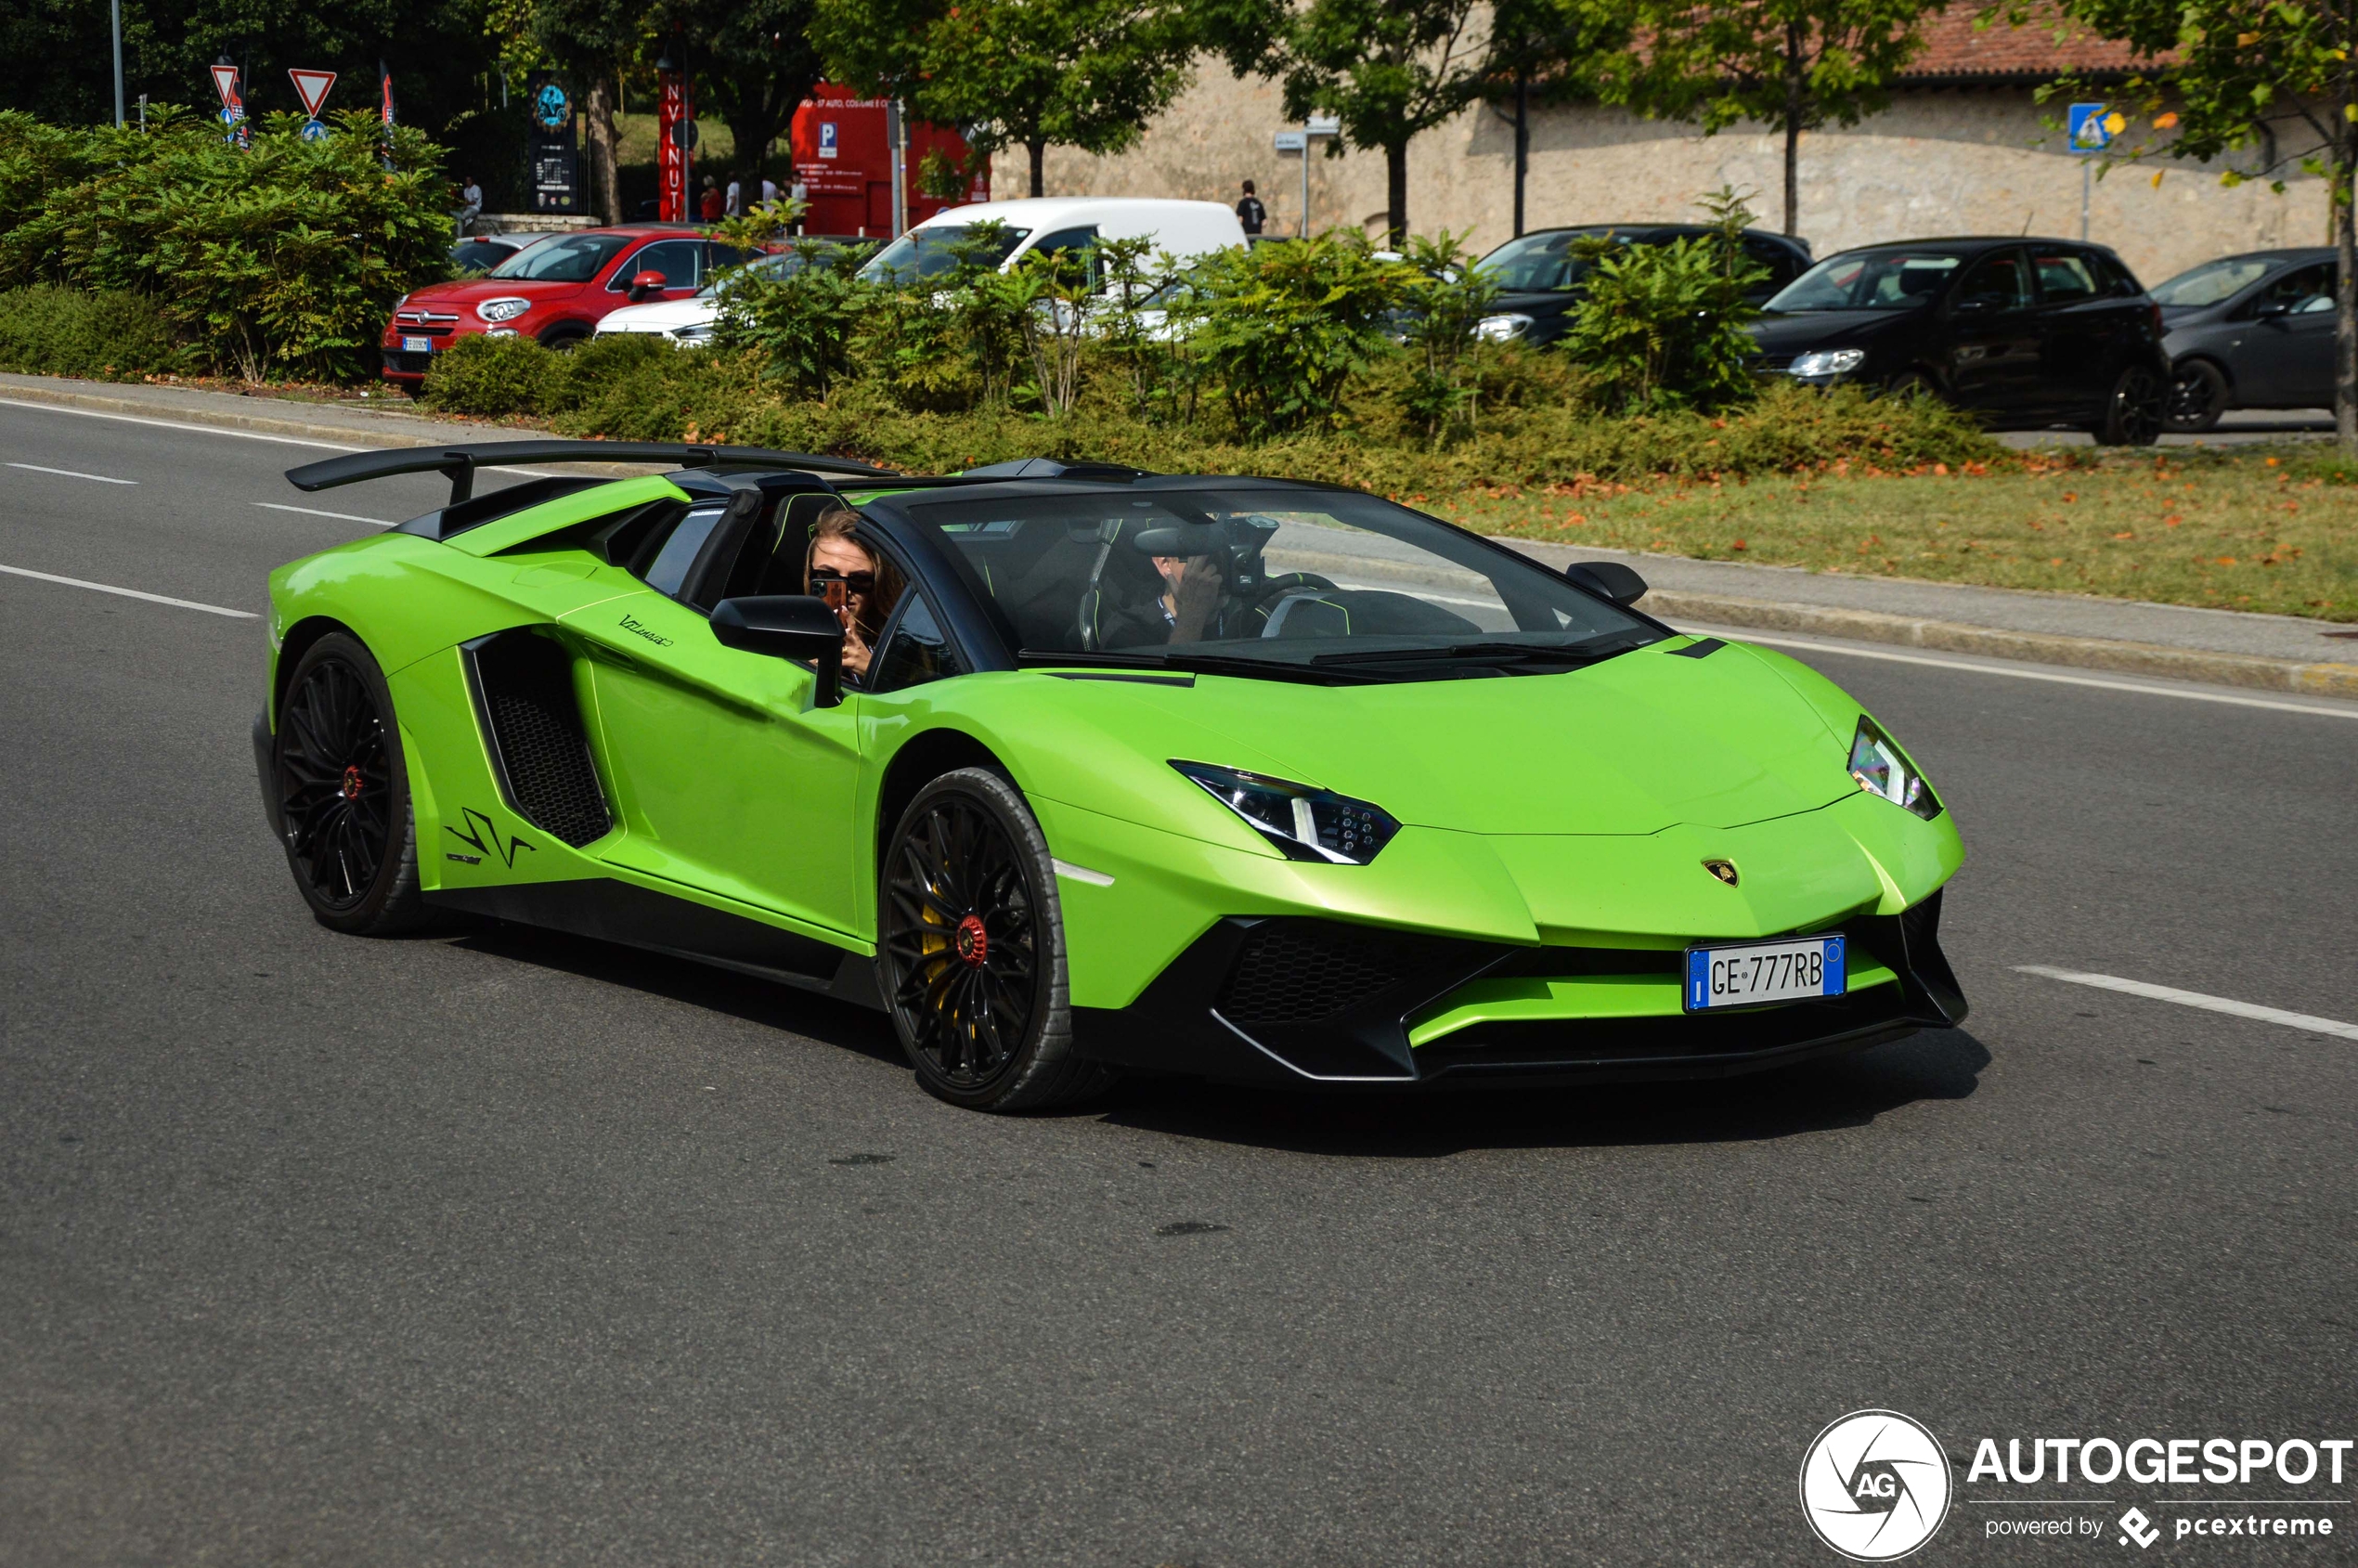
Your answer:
[462,629,613,848]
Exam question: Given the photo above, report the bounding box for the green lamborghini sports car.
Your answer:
[254,441,1966,1110]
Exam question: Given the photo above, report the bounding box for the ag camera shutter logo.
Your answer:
[1800,1409,1954,1561]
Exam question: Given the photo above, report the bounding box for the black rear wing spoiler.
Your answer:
[285,440,898,505]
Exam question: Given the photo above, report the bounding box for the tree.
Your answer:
[1200,0,1491,244]
[2040,0,2358,448]
[1593,0,1942,237]
[813,0,1196,198]
[660,0,823,188]
[1479,0,1639,235]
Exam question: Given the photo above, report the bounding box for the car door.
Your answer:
[1942,248,2041,416]
[1739,234,1807,305]
[2027,246,2122,421]
[2233,263,2335,408]
[564,482,867,940]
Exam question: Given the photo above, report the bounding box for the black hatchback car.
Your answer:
[1471,224,1814,346]
[2150,248,2339,432]
[1749,237,2170,445]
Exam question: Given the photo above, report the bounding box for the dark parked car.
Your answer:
[2151,248,2339,432]
[452,234,535,274]
[1471,224,1814,346]
[1750,237,2170,446]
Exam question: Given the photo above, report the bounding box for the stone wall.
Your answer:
[1033,63,2330,288]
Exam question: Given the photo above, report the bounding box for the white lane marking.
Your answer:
[1704,627,2358,721]
[2015,965,2358,1042]
[0,396,566,479]
[0,562,258,618]
[255,501,397,527]
[8,461,137,485]
[0,396,356,449]
[1052,859,1115,888]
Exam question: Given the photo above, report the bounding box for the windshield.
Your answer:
[1474,230,1613,292]
[1767,250,1965,311]
[2150,255,2275,308]
[487,233,634,282]
[858,225,1032,282]
[907,489,1661,680]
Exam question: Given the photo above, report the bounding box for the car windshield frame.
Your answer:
[2150,255,2280,309]
[486,232,635,283]
[857,225,1033,282]
[1764,249,1970,312]
[887,484,1667,684]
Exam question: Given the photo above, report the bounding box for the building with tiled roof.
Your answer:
[1040,3,2313,284]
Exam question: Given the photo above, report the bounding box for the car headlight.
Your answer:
[1475,313,1534,342]
[475,297,531,324]
[1172,761,1400,864]
[1789,348,1865,378]
[672,323,712,341]
[1847,718,1941,820]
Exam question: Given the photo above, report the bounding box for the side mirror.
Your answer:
[711,595,846,707]
[627,269,668,301]
[1565,560,1647,607]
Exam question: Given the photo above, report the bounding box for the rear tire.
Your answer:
[2093,363,2167,447]
[2166,358,2227,434]
[271,632,426,935]
[876,768,1114,1112]
[1881,370,1941,403]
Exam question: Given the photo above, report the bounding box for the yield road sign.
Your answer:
[288,69,337,119]
[210,63,240,111]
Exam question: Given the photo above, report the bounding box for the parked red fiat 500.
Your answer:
[380,226,754,387]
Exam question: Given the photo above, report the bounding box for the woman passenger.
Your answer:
[803,508,902,680]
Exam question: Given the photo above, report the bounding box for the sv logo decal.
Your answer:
[445,808,536,869]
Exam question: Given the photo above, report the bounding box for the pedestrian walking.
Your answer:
[698,175,723,223]
[725,176,742,216]
[456,175,484,231]
[1236,179,1265,236]
[760,175,780,208]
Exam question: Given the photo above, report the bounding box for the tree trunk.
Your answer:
[585,74,620,227]
[1386,141,1409,247]
[1028,139,1046,198]
[2338,52,2356,454]
[1782,19,1805,237]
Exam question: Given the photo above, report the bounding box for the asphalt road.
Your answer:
[3,400,2354,1567]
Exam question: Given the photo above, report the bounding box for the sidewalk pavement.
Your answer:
[5,372,2353,700]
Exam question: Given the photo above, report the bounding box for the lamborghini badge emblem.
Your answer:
[1703,859,1739,887]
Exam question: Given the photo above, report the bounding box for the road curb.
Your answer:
[1644,589,2358,700]
[0,380,453,448]
[6,381,2354,700]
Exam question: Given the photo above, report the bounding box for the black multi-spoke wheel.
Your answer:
[271,632,424,934]
[2094,363,2168,447]
[2166,358,2228,434]
[877,768,1110,1110]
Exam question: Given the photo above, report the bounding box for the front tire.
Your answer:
[876,768,1111,1111]
[271,632,426,935]
[2093,363,2167,447]
[2166,358,2228,434]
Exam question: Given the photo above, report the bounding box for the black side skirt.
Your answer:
[427,878,882,1010]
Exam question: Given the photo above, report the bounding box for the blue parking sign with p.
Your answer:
[818,121,838,159]
[2067,103,2112,152]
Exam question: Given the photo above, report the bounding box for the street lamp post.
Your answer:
[110,0,123,126]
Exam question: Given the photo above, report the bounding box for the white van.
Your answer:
[856,197,1247,281]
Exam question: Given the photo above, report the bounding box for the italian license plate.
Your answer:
[1685,934,1846,1011]
[401,335,433,353]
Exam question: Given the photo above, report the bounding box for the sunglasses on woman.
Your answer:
[809,568,876,593]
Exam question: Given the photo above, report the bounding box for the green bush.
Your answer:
[1179,231,1410,436]
[415,331,566,417]
[1562,188,1768,412]
[0,285,178,379]
[0,105,453,382]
